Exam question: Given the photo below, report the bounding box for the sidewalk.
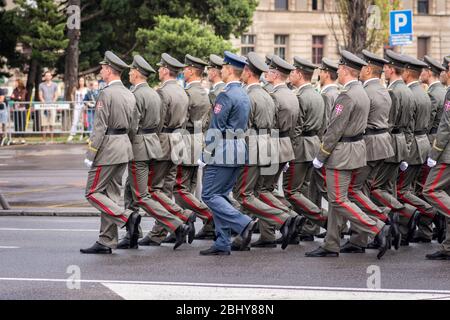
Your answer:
[0,207,98,216]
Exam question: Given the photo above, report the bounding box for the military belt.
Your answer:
[430,128,438,135]
[105,128,127,135]
[249,128,270,135]
[414,129,427,135]
[279,131,290,138]
[391,128,404,134]
[161,127,178,133]
[339,133,364,143]
[137,128,157,135]
[364,128,389,136]
[186,127,195,134]
[301,130,318,137]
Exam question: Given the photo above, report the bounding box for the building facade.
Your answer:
[231,0,450,62]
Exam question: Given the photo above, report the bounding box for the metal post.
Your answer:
[0,193,11,210]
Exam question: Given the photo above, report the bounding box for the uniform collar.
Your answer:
[185,80,201,89]
[295,83,312,91]
[225,81,242,88]
[245,82,261,91]
[108,79,122,86]
[428,81,441,90]
[320,83,338,93]
[272,82,287,90]
[343,79,358,89]
[407,80,420,88]
[363,78,379,87]
[212,81,224,90]
[387,79,403,89]
[161,79,177,88]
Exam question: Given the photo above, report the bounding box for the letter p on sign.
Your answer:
[390,10,413,35]
[395,14,407,32]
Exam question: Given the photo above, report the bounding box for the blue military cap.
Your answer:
[99,51,129,72]
[129,55,155,77]
[223,51,247,70]
[339,50,367,71]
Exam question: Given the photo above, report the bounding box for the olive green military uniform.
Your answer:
[209,81,226,105]
[283,82,327,229]
[174,78,214,233]
[349,77,394,247]
[126,68,185,238]
[85,78,136,249]
[370,78,413,216]
[397,79,435,237]
[317,79,385,253]
[423,88,450,254]
[146,55,193,243]
[233,82,292,243]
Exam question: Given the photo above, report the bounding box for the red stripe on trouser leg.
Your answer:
[131,161,176,231]
[175,166,212,221]
[371,190,410,217]
[428,164,450,216]
[87,165,127,223]
[397,192,434,218]
[240,166,284,225]
[150,192,188,222]
[88,195,128,223]
[259,193,285,211]
[333,170,380,234]
[348,171,387,222]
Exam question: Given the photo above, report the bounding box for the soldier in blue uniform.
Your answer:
[199,51,257,256]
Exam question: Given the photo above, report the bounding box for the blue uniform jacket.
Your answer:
[204,81,250,167]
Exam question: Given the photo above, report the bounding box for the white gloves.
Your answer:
[400,161,409,172]
[427,157,437,168]
[197,158,206,168]
[283,162,290,173]
[313,157,324,169]
[84,158,93,169]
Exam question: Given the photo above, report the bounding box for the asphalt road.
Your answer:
[0,216,449,300]
[0,144,91,208]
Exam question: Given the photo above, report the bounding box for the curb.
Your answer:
[0,208,99,217]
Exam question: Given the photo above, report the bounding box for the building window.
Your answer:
[417,0,429,14]
[417,37,429,59]
[241,34,255,56]
[275,0,288,11]
[312,36,325,64]
[274,35,288,60]
[312,0,324,11]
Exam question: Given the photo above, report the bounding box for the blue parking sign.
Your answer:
[390,10,413,35]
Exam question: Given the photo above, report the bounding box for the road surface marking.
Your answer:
[0,277,448,300]
[0,246,20,249]
[0,228,97,232]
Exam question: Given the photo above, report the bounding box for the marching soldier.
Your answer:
[283,56,327,238]
[395,54,437,244]
[369,50,418,246]
[344,50,399,252]
[199,51,257,255]
[118,55,190,250]
[232,52,299,250]
[423,63,450,260]
[413,55,448,243]
[309,58,340,239]
[261,54,275,93]
[174,54,215,240]
[139,53,196,247]
[305,50,391,259]
[257,55,301,245]
[440,56,450,87]
[80,51,141,254]
[207,54,226,105]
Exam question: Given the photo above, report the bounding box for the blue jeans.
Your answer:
[202,165,252,252]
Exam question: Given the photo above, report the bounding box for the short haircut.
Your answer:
[108,66,121,76]
[329,70,338,81]
[191,67,203,78]
[298,69,313,82]
[406,68,420,79]
[245,66,261,79]
[43,71,52,77]
[232,66,244,78]
[344,65,360,78]
[168,69,178,78]
[369,64,383,78]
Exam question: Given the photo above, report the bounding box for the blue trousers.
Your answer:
[202,165,252,252]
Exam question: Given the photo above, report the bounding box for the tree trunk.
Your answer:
[64,0,81,102]
[25,58,38,102]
